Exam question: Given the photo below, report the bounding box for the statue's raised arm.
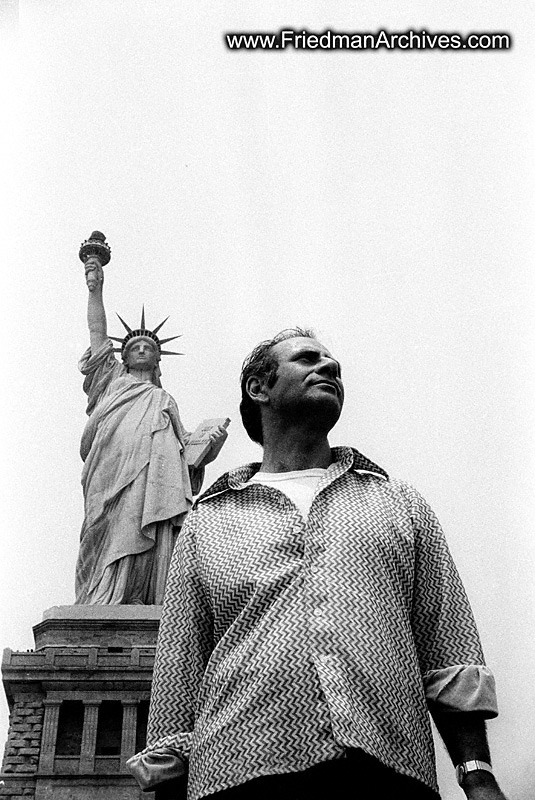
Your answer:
[79,231,111,353]
[75,232,228,606]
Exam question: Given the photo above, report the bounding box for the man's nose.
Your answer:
[316,357,339,378]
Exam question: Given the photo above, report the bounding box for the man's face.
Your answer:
[124,338,159,371]
[263,337,344,429]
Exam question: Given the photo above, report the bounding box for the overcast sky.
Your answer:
[1,2,534,797]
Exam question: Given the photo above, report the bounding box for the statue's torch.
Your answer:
[79,231,111,291]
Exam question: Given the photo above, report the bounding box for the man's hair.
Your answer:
[240,327,315,445]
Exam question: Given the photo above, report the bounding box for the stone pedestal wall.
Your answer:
[2,694,44,782]
[1,607,161,800]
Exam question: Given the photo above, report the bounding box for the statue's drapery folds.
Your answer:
[75,339,203,605]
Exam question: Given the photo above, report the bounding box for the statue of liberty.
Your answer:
[75,232,228,605]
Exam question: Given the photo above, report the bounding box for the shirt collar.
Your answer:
[196,446,388,505]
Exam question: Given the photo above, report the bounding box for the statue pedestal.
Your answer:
[34,604,161,648]
[1,606,161,800]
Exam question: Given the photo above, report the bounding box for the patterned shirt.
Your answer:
[143,447,497,799]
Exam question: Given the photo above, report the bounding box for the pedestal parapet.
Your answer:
[1,606,161,800]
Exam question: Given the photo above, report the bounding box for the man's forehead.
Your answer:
[271,337,334,360]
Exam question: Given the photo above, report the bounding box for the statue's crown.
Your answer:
[110,307,183,357]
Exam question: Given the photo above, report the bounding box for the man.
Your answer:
[75,250,227,604]
[129,328,507,799]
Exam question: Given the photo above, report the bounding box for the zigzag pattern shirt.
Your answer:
[144,447,498,799]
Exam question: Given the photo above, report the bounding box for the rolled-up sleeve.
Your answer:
[401,482,498,718]
[128,512,213,788]
[424,664,498,717]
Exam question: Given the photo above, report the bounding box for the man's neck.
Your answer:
[260,426,332,473]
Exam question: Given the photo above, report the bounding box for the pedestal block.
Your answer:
[1,606,161,800]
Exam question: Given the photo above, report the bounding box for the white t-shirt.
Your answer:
[248,468,327,519]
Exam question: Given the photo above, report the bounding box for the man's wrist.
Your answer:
[462,769,496,787]
[461,766,503,799]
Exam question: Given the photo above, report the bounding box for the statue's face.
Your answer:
[124,338,159,371]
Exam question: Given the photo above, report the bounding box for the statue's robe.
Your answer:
[75,339,202,605]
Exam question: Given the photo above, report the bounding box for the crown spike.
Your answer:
[159,335,182,345]
[116,313,133,334]
[109,336,124,344]
[160,350,184,356]
[153,316,170,335]
[140,305,146,330]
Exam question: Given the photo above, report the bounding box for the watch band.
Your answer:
[455,760,493,785]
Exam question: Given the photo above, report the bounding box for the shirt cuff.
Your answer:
[424,664,498,718]
[126,746,186,791]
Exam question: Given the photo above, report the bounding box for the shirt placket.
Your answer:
[301,477,354,744]
[253,483,347,750]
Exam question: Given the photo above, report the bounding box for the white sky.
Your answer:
[1,2,534,798]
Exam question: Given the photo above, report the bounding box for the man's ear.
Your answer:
[245,376,269,405]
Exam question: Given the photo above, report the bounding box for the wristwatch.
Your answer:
[455,760,494,786]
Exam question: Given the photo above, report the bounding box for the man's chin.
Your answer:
[299,396,342,431]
